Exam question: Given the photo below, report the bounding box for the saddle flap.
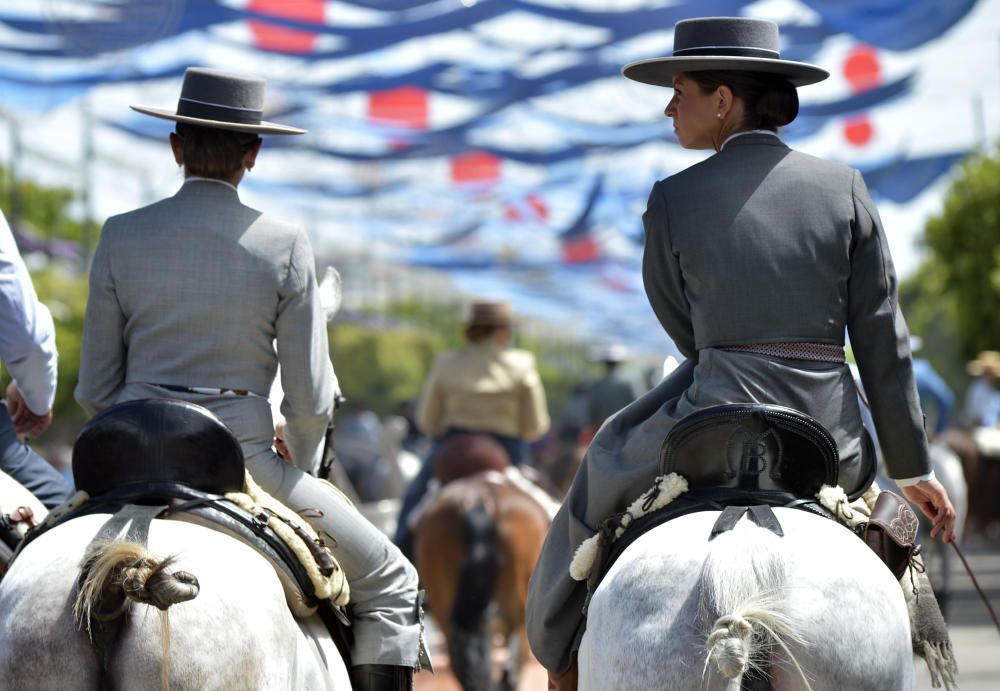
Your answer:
[659,404,839,497]
[72,399,246,497]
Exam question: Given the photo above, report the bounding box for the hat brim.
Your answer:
[130,105,306,135]
[968,361,1000,376]
[622,56,829,88]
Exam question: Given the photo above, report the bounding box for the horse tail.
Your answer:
[448,498,500,691]
[699,524,811,690]
[74,540,200,690]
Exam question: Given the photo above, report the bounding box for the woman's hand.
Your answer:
[899,478,957,543]
[274,418,292,464]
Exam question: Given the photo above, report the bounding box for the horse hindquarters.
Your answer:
[0,514,348,691]
[578,509,914,691]
[416,494,499,691]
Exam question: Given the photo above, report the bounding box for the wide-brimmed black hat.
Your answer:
[623,17,828,88]
[131,67,305,135]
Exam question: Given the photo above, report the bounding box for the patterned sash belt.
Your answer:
[718,342,846,363]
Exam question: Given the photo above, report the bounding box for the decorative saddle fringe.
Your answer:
[920,640,958,691]
[569,473,688,582]
[819,482,957,689]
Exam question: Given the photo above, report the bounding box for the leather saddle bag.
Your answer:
[861,490,919,580]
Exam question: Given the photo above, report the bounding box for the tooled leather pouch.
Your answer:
[862,490,920,580]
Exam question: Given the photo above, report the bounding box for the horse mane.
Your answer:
[698,523,812,689]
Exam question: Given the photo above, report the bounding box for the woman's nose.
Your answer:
[665,97,677,117]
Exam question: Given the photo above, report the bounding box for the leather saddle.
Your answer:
[659,403,877,500]
[56,400,351,647]
[72,398,245,496]
[432,432,510,485]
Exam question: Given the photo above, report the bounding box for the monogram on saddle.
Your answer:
[6,399,353,685]
[568,403,954,688]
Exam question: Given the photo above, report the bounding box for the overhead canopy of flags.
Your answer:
[0,0,994,356]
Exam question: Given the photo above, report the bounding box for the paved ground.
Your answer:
[413,534,1000,690]
[915,533,1000,690]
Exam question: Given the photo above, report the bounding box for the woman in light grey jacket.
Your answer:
[526,18,957,688]
[76,67,427,690]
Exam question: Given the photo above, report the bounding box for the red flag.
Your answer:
[562,236,600,264]
[249,0,324,54]
[451,151,501,185]
[368,87,430,130]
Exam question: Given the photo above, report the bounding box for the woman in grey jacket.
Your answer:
[525,17,957,688]
[76,67,427,690]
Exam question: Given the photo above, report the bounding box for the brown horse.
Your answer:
[412,435,552,691]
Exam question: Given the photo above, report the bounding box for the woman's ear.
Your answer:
[716,85,734,119]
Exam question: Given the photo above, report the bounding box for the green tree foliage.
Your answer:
[899,262,966,395]
[329,321,447,412]
[922,147,1000,358]
[0,166,95,251]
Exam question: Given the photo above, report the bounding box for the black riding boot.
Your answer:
[350,664,414,691]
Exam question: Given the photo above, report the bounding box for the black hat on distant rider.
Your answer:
[131,67,306,135]
[622,17,829,88]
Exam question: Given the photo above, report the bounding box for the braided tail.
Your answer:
[74,540,200,691]
[699,528,813,691]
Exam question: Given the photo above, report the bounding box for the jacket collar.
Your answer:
[720,131,788,151]
[175,176,241,201]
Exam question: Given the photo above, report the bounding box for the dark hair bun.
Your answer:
[755,77,798,128]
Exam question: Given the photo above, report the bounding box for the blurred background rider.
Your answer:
[393,299,550,559]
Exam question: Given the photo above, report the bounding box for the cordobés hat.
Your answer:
[967,351,1000,376]
[465,300,513,328]
[622,17,829,88]
[130,67,306,135]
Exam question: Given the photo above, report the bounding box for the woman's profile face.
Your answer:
[665,74,719,150]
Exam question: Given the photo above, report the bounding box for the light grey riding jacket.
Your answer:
[526,133,929,674]
[76,178,337,470]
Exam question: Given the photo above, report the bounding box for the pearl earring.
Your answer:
[717,113,723,119]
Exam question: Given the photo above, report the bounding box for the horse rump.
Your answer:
[75,539,200,690]
[415,487,501,691]
[448,499,500,691]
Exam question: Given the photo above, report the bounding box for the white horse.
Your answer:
[578,507,914,691]
[0,511,351,690]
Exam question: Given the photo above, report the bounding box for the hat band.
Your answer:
[176,96,263,125]
[672,45,781,59]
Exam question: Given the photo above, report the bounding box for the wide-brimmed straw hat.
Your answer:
[131,67,305,135]
[464,300,513,328]
[967,351,1000,376]
[622,17,829,88]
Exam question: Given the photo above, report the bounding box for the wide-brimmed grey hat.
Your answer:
[131,67,306,135]
[623,17,829,88]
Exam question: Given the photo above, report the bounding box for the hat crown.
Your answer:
[466,300,512,327]
[176,67,266,126]
[672,17,780,59]
[180,68,265,111]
